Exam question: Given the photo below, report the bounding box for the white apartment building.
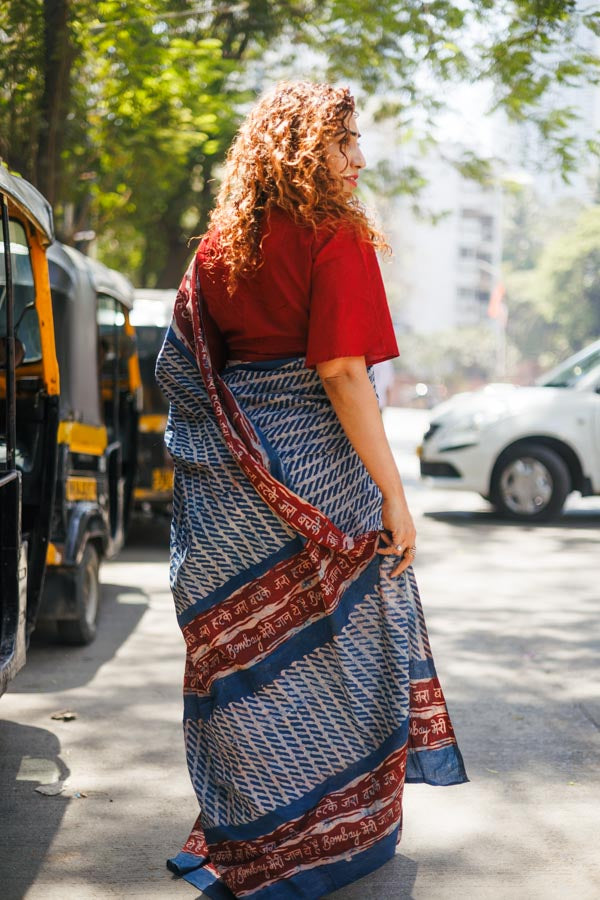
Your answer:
[377,150,503,335]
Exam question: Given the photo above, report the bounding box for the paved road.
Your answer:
[1,409,599,899]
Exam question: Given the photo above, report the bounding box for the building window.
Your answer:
[481,216,494,242]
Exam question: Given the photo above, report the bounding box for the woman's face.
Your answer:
[325,114,366,194]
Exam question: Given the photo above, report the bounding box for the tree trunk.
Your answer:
[36,0,74,203]
[154,160,217,288]
[154,233,194,289]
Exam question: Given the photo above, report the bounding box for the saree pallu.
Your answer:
[155,257,467,899]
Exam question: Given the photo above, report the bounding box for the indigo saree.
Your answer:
[156,256,468,898]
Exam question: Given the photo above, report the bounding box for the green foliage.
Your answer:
[77,2,244,281]
[1,1,599,285]
[0,0,45,179]
[504,193,600,367]
[535,206,600,347]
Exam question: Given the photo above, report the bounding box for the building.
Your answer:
[377,148,503,335]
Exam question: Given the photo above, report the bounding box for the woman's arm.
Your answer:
[316,355,416,575]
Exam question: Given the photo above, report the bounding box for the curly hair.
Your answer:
[204,81,389,292]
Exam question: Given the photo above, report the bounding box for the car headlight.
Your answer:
[436,407,506,450]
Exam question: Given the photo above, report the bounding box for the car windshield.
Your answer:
[540,346,600,388]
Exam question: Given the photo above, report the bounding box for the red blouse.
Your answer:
[197,207,399,370]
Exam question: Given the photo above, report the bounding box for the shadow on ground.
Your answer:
[10,581,149,693]
[425,507,600,528]
[0,721,70,900]
[326,852,418,899]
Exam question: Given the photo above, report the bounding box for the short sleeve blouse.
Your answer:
[197,207,398,370]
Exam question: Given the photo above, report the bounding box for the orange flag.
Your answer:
[488,282,507,322]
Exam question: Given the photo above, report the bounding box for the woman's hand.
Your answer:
[377,495,417,577]
[316,357,417,578]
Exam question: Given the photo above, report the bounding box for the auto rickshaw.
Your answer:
[0,166,59,695]
[38,243,141,643]
[130,288,175,515]
[1,169,142,697]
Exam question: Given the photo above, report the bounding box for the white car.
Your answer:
[418,340,600,521]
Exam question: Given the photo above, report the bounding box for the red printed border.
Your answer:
[219,745,407,894]
[180,745,406,894]
[409,678,456,750]
[183,537,376,694]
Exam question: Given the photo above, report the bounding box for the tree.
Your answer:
[536,205,600,348]
[1,1,600,285]
[77,2,244,284]
[504,201,600,367]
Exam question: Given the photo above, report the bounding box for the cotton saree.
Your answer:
[155,255,467,899]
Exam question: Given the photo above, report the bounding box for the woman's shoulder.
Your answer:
[196,228,220,259]
[262,207,319,263]
[195,230,230,295]
[265,206,313,239]
[267,208,371,261]
[196,229,228,277]
[267,207,354,240]
[313,219,378,266]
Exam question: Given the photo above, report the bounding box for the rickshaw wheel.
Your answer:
[56,543,100,645]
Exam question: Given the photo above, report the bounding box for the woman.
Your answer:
[156,81,467,899]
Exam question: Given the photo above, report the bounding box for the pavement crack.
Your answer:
[577,702,600,731]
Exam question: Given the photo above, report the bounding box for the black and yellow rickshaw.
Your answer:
[130,288,175,515]
[1,166,59,694]
[1,169,142,697]
[38,243,141,643]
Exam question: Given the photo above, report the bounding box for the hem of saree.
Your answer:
[167,853,236,898]
[406,745,469,785]
[168,828,401,899]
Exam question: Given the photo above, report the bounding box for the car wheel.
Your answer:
[491,443,570,522]
[56,543,100,645]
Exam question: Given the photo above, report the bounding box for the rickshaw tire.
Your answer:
[56,543,100,645]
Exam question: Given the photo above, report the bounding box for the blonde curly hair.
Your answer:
[204,81,388,292]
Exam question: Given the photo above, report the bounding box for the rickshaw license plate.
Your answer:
[152,467,174,492]
[66,476,98,502]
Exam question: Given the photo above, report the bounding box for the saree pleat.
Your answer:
[155,258,467,899]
